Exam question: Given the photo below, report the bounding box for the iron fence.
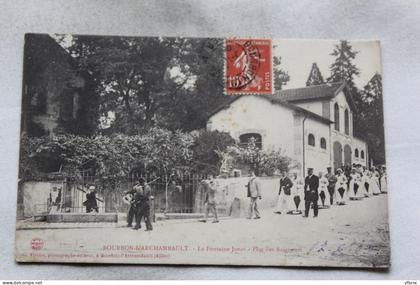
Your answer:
[69,170,209,214]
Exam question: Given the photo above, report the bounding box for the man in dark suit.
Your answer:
[124,181,140,227]
[304,168,319,218]
[133,178,153,231]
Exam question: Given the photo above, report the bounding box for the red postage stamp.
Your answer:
[225,39,272,95]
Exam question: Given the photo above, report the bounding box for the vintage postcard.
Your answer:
[15,34,389,268]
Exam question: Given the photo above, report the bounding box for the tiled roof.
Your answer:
[274,82,345,102]
[207,94,333,125]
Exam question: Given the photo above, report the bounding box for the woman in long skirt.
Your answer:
[355,170,364,199]
[275,173,293,214]
[361,170,371,197]
[371,169,382,195]
[318,171,329,208]
[335,169,348,205]
[380,167,388,193]
[291,173,304,214]
[348,168,362,200]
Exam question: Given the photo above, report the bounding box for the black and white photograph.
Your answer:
[15,34,389,268]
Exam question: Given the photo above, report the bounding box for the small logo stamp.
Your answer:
[31,237,44,250]
[225,39,272,95]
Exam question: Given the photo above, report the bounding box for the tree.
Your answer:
[357,74,386,164]
[19,128,195,184]
[327,40,360,89]
[223,137,293,176]
[273,56,290,90]
[306,62,325,86]
[154,38,231,131]
[59,36,231,134]
[190,130,236,174]
[63,36,186,134]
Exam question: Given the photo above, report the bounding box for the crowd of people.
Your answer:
[84,164,387,227]
[272,164,388,218]
[196,164,388,222]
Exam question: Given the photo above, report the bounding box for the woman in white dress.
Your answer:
[335,168,348,205]
[361,170,371,197]
[275,172,294,214]
[348,168,362,200]
[291,173,304,213]
[371,168,382,195]
[318,171,329,208]
[380,167,388,193]
[355,170,364,199]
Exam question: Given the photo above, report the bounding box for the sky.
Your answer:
[273,39,382,89]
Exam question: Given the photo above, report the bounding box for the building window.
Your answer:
[344,109,350,135]
[355,148,359,158]
[334,103,340,131]
[308,134,315,146]
[361,150,365,159]
[239,133,262,149]
[320,138,327,149]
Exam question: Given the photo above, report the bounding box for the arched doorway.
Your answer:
[333,141,342,171]
[344,144,352,166]
[239,133,262,149]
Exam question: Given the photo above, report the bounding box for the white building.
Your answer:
[207,82,368,175]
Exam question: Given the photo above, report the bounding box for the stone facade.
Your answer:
[293,88,368,169]
[207,82,368,176]
[207,95,333,175]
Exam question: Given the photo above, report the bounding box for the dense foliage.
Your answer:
[222,137,294,176]
[19,128,193,183]
[20,129,294,185]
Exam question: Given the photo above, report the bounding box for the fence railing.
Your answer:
[68,171,209,214]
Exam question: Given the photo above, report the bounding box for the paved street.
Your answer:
[16,194,390,268]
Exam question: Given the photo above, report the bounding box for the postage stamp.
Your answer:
[225,39,272,95]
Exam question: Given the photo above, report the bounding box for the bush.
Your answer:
[223,137,293,176]
[190,130,236,174]
[19,127,195,185]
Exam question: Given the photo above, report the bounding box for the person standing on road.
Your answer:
[304,168,319,218]
[318,171,328,208]
[85,185,99,213]
[361,169,371,197]
[124,181,140,227]
[335,169,348,205]
[291,172,304,214]
[140,178,153,231]
[200,177,219,223]
[131,185,143,230]
[371,168,382,195]
[325,167,337,206]
[132,178,153,231]
[246,171,262,219]
[275,171,293,214]
[380,166,388,193]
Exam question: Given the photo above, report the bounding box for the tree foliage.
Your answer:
[190,130,236,174]
[19,128,194,185]
[273,56,290,90]
[356,74,385,164]
[19,128,240,186]
[327,40,360,89]
[223,137,293,176]
[59,36,231,134]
